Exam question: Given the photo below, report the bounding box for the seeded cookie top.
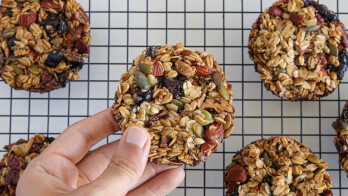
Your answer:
[0,134,54,195]
[333,101,348,176]
[224,136,332,196]
[0,0,91,92]
[249,0,348,101]
[112,43,235,166]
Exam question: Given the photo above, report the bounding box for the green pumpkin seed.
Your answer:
[139,63,152,75]
[28,65,40,74]
[12,64,24,75]
[218,85,229,100]
[288,84,299,93]
[264,183,271,195]
[213,72,223,86]
[275,66,287,73]
[307,25,320,32]
[262,152,271,167]
[328,43,339,56]
[135,71,150,90]
[341,119,348,130]
[5,56,20,61]
[0,29,15,38]
[193,123,204,138]
[200,109,214,125]
[170,99,184,111]
[145,108,155,115]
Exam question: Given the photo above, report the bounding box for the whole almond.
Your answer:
[204,122,224,145]
[75,39,89,54]
[268,6,283,17]
[196,65,213,76]
[226,164,247,184]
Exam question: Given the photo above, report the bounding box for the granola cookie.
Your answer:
[112,43,235,166]
[0,0,91,93]
[249,0,348,101]
[333,101,348,176]
[224,137,332,196]
[0,134,54,195]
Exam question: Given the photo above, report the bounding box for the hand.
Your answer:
[16,108,185,196]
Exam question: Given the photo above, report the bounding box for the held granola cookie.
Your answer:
[249,0,348,101]
[0,134,54,195]
[224,137,333,196]
[112,43,235,166]
[333,101,348,176]
[0,0,91,93]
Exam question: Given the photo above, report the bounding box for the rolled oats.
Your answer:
[333,101,348,176]
[0,134,54,195]
[0,0,91,93]
[224,137,332,196]
[112,43,235,166]
[249,0,348,101]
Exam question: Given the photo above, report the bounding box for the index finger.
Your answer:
[44,108,119,164]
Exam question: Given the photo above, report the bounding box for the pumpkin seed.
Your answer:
[139,63,152,75]
[306,25,320,32]
[200,109,214,125]
[170,99,184,111]
[328,43,338,56]
[288,84,299,93]
[218,85,229,100]
[213,72,223,86]
[12,64,24,75]
[5,56,20,61]
[0,29,15,38]
[341,119,348,130]
[193,123,204,138]
[262,152,271,167]
[135,71,150,90]
[28,65,40,74]
[275,66,287,73]
[145,108,155,115]
[264,183,271,195]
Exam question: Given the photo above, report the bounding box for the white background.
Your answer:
[0,0,348,195]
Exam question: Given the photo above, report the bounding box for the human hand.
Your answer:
[16,108,185,196]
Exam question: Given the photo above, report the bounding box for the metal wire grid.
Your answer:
[0,0,348,195]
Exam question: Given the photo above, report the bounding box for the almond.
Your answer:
[152,60,164,76]
[226,164,247,184]
[200,143,214,157]
[268,6,283,17]
[72,8,89,25]
[290,13,304,25]
[196,65,213,76]
[74,39,89,54]
[175,61,195,77]
[204,122,224,145]
[18,12,37,27]
[180,51,192,56]
[40,0,60,9]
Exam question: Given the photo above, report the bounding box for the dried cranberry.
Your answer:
[46,49,64,67]
[134,88,152,104]
[322,190,333,196]
[145,46,158,59]
[5,170,20,185]
[8,156,21,170]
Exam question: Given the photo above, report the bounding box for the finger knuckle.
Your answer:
[108,156,141,179]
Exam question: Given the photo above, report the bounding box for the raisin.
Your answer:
[262,175,272,185]
[134,88,152,104]
[4,10,13,17]
[45,137,55,144]
[7,37,16,48]
[5,170,20,185]
[46,49,64,67]
[145,46,158,59]
[163,77,185,99]
[314,5,328,17]
[302,0,312,6]
[337,49,348,80]
[327,12,338,22]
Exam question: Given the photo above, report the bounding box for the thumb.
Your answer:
[72,126,151,196]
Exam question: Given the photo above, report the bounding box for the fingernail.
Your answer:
[125,126,147,149]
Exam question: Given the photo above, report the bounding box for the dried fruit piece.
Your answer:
[18,12,37,27]
[46,49,64,67]
[290,13,304,25]
[204,122,224,145]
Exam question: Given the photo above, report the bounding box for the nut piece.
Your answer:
[226,164,247,184]
[75,39,90,54]
[290,13,304,25]
[196,65,213,76]
[268,6,283,17]
[204,122,224,145]
[40,0,60,9]
[18,12,37,27]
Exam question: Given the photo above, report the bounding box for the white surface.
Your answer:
[0,0,348,195]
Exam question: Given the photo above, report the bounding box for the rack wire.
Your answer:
[0,0,348,195]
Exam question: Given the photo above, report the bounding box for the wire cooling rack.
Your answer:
[0,0,348,195]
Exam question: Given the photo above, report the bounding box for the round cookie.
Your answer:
[224,137,332,196]
[249,0,348,101]
[112,43,235,166]
[0,0,91,93]
[0,134,54,195]
[333,101,348,176]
